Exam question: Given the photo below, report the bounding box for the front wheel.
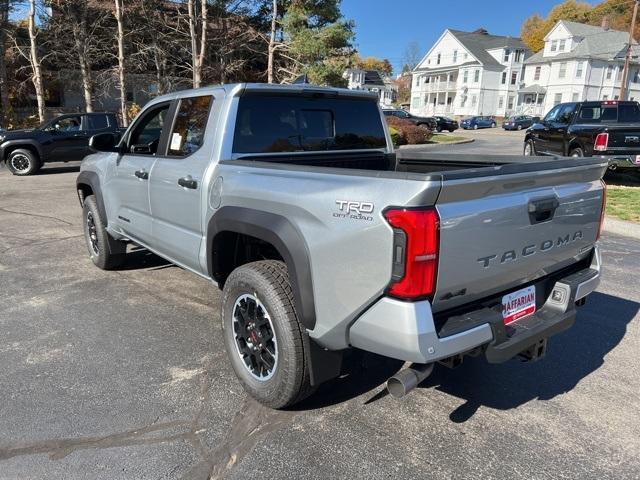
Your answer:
[524,139,536,156]
[83,195,126,270]
[221,260,313,409]
[436,126,442,133]
[491,122,497,128]
[517,124,523,131]
[473,124,478,130]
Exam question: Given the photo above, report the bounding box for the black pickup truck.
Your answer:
[0,112,122,176]
[524,101,640,175]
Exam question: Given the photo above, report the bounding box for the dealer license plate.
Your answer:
[502,285,536,325]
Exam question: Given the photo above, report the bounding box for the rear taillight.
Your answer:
[384,208,439,300]
[594,132,609,152]
[597,179,607,240]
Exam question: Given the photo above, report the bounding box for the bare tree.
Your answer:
[27,0,45,122]
[0,0,10,125]
[267,0,277,83]
[187,0,207,88]
[401,41,421,72]
[114,0,127,125]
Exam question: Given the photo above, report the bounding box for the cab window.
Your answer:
[52,116,81,132]
[168,95,213,156]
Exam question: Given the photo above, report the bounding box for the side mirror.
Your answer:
[89,132,118,152]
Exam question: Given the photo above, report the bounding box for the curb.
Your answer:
[398,138,475,149]
[604,216,640,239]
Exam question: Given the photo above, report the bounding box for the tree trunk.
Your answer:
[187,0,199,88]
[0,0,10,127]
[72,6,93,112]
[28,0,45,123]
[114,0,127,126]
[267,0,277,83]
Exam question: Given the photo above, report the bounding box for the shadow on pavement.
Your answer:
[604,170,640,186]
[39,164,81,175]
[117,245,173,271]
[293,292,637,416]
[419,291,638,422]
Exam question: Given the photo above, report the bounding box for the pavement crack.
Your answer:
[0,207,73,227]
[0,420,192,462]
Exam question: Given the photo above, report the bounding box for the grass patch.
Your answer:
[427,134,469,144]
[606,185,640,223]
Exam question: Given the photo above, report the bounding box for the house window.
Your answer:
[508,96,515,109]
[501,71,507,84]
[474,69,480,82]
[603,95,609,100]
[511,72,517,85]
[572,92,579,102]
[461,95,466,107]
[453,50,458,63]
[498,96,504,108]
[411,96,420,109]
[503,49,510,62]
[533,66,541,81]
[463,52,468,60]
[437,53,441,65]
[515,50,523,62]
[559,39,566,51]
[423,95,428,106]
[606,65,613,80]
[554,93,562,105]
[559,62,567,79]
[471,95,477,107]
[463,70,468,83]
[551,40,558,52]
[576,62,584,79]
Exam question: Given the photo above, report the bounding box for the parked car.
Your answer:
[524,100,640,174]
[383,109,437,130]
[460,116,497,129]
[503,115,536,131]
[433,116,459,132]
[78,83,606,408]
[0,112,122,176]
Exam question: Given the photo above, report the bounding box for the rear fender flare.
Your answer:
[207,206,316,331]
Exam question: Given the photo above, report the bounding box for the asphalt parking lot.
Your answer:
[1,135,639,479]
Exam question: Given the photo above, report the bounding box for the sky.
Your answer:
[341,0,601,74]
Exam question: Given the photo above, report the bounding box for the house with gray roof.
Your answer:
[410,28,530,118]
[343,68,397,108]
[519,20,640,116]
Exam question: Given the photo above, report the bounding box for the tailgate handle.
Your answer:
[528,197,559,224]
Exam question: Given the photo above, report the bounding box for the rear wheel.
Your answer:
[524,139,536,156]
[491,122,497,128]
[517,124,523,131]
[6,149,41,176]
[221,260,313,409]
[82,195,126,270]
[570,147,584,157]
[436,126,442,133]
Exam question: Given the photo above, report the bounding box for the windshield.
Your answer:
[233,95,387,154]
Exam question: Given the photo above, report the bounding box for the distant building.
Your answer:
[520,20,640,116]
[343,68,397,108]
[410,28,530,118]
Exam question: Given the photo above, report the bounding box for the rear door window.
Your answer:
[168,95,213,156]
[86,115,109,131]
[233,95,387,154]
[618,103,640,122]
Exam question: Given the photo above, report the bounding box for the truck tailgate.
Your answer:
[431,157,607,313]
[603,124,640,152]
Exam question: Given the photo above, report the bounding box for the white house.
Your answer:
[343,68,397,107]
[410,28,530,118]
[519,20,640,117]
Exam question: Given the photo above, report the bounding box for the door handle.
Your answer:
[178,176,198,189]
[134,169,149,180]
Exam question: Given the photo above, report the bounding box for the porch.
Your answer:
[516,84,546,117]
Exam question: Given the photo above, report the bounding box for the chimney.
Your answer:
[602,16,610,31]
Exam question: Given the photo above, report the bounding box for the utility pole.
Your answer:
[620,0,639,100]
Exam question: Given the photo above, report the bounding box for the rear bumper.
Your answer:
[597,154,640,169]
[349,246,601,364]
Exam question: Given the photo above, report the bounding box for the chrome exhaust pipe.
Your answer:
[387,363,434,398]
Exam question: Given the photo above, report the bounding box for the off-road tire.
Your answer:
[82,195,126,270]
[436,126,442,133]
[6,148,41,176]
[221,260,314,409]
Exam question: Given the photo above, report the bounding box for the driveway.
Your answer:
[0,164,639,479]
[403,127,528,155]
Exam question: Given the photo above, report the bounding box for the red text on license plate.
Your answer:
[502,285,536,325]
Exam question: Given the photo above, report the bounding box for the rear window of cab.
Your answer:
[232,95,387,154]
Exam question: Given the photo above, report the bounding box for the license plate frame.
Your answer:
[502,285,536,325]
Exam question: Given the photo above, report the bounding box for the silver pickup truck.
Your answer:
[77,84,606,408]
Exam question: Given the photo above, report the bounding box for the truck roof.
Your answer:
[145,82,379,106]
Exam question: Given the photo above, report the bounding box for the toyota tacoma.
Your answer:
[77,84,607,408]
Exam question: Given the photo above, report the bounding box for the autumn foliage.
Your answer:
[521,0,640,53]
[385,116,432,145]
